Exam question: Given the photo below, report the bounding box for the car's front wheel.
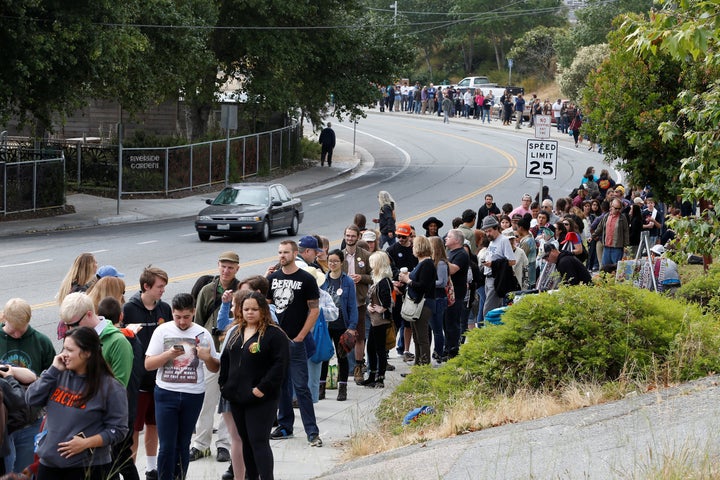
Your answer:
[198,232,210,242]
[259,219,271,242]
[287,213,299,236]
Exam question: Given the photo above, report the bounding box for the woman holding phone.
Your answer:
[25,326,128,480]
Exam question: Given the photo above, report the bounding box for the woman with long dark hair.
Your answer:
[219,292,289,480]
[25,327,128,480]
[319,249,358,401]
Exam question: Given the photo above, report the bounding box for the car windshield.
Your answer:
[212,187,268,206]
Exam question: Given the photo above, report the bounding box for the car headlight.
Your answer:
[197,215,212,221]
[238,216,262,222]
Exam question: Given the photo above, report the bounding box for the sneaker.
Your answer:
[270,427,293,440]
[145,471,158,480]
[403,351,415,362]
[353,363,364,384]
[385,363,396,371]
[188,447,210,462]
[216,446,230,462]
[308,433,323,447]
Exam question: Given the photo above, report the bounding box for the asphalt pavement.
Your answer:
[2,111,684,480]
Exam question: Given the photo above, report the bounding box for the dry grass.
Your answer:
[346,381,616,460]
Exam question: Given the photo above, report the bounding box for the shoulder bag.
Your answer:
[445,264,456,307]
[400,293,425,322]
[309,310,334,363]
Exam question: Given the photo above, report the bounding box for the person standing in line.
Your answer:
[219,292,289,480]
[25,327,128,480]
[0,298,54,474]
[320,250,358,399]
[190,252,241,463]
[594,198,630,266]
[374,191,397,249]
[122,266,172,480]
[359,251,394,388]
[442,94,453,123]
[480,216,516,319]
[56,253,98,340]
[443,230,469,359]
[385,223,419,363]
[476,194,501,228]
[266,240,323,447]
[318,122,336,167]
[340,226,371,384]
[145,293,220,480]
[514,93,526,129]
[398,236,435,366]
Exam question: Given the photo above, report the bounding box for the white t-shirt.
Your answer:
[552,102,562,118]
[484,235,516,276]
[146,321,219,394]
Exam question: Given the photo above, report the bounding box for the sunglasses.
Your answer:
[397,235,408,239]
[66,312,88,329]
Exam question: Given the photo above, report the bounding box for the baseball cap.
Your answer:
[541,242,557,259]
[218,251,240,263]
[396,223,412,237]
[361,231,377,242]
[298,235,321,251]
[651,244,665,255]
[615,185,626,194]
[96,265,124,278]
[502,228,516,239]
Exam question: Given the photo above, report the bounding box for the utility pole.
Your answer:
[390,1,397,25]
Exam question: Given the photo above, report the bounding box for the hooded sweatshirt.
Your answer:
[0,324,55,375]
[122,291,172,391]
[25,365,128,469]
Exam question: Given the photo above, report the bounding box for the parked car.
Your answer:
[195,183,303,242]
[455,76,492,94]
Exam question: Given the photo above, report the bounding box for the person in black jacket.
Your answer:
[476,194,501,228]
[219,292,289,480]
[318,122,336,167]
[541,244,592,286]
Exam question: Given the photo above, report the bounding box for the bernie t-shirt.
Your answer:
[268,268,320,339]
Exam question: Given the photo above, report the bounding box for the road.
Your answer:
[0,112,601,349]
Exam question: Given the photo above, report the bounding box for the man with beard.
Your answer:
[385,223,418,362]
[341,225,372,383]
[266,241,322,447]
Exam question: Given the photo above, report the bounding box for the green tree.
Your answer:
[507,27,563,81]
[557,43,609,101]
[581,19,692,202]
[625,0,720,257]
[555,0,653,68]
[214,0,413,127]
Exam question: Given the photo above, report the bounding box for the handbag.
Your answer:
[445,265,456,307]
[385,323,397,351]
[309,310,334,363]
[400,294,425,322]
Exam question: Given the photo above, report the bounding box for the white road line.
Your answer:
[137,240,158,245]
[331,194,345,199]
[309,202,322,207]
[0,259,52,268]
[90,249,108,254]
[180,233,196,237]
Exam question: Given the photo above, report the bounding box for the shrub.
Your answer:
[676,264,720,313]
[301,136,321,160]
[378,284,720,425]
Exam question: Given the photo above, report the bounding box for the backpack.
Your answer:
[191,274,216,301]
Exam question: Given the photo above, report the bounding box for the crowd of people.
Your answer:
[0,175,686,480]
[375,83,589,142]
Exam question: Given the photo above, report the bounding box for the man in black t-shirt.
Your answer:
[444,229,469,358]
[266,240,322,447]
[385,223,418,361]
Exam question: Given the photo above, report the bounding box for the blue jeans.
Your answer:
[475,287,487,326]
[278,340,319,439]
[602,246,624,266]
[429,296,447,358]
[380,233,396,250]
[154,388,204,480]
[5,417,42,473]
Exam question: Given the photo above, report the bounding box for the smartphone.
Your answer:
[0,365,9,372]
[172,344,184,351]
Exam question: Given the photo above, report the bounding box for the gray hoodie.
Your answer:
[25,366,128,469]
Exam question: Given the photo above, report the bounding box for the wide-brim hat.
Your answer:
[422,216,444,230]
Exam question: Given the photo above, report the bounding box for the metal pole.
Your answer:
[353,120,357,156]
[117,123,122,215]
[225,126,230,186]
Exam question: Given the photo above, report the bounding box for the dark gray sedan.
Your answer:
[195,183,303,242]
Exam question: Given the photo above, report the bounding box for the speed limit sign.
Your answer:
[526,139,558,179]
